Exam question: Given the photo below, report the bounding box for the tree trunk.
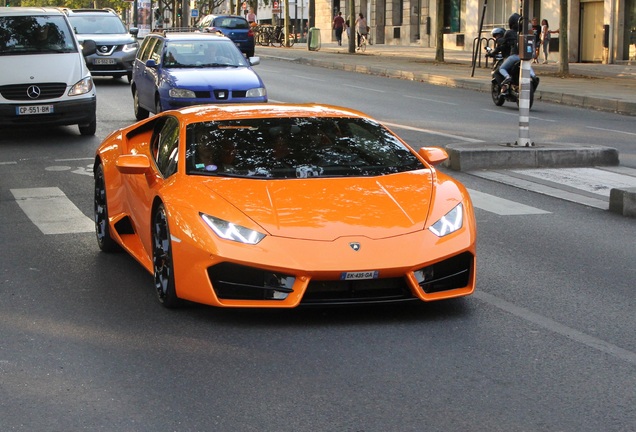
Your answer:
[558,0,569,75]
[435,0,444,62]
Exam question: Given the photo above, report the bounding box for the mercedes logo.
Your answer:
[26,85,41,99]
[349,242,361,251]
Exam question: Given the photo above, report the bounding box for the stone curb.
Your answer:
[609,187,636,218]
[443,143,620,172]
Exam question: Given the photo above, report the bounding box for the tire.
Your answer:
[246,49,255,58]
[133,88,149,121]
[126,72,132,83]
[491,82,505,106]
[152,204,180,308]
[94,164,121,253]
[79,116,96,136]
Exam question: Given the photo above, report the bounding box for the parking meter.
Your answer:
[519,34,535,60]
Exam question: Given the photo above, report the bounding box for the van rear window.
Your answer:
[0,15,77,55]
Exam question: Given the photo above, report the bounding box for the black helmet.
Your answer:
[508,13,520,31]
[491,27,505,38]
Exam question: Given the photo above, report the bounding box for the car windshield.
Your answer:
[212,17,249,29]
[68,15,128,34]
[0,15,77,54]
[163,40,248,68]
[185,117,425,179]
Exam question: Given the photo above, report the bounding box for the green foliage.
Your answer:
[19,0,131,13]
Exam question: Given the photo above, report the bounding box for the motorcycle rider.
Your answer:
[493,13,539,96]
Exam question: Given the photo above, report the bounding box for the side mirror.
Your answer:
[81,39,97,56]
[418,147,448,166]
[115,154,151,174]
[145,59,158,68]
[129,27,139,37]
[249,56,260,66]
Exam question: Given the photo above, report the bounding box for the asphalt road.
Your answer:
[1,62,635,431]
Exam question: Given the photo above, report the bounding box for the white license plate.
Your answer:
[94,58,116,65]
[340,271,380,280]
[16,105,54,115]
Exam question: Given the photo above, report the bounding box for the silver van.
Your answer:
[0,7,98,135]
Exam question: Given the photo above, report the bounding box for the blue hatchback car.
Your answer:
[131,32,267,120]
[197,14,255,58]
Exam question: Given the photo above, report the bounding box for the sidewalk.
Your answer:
[258,40,636,116]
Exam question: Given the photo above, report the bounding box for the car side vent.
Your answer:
[233,90,247,98]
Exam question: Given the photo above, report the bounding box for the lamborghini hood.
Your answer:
[206,172,435,241]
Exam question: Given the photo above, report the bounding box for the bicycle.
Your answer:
[357,32,368,52]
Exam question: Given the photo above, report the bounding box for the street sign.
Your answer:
[191,9,199,17]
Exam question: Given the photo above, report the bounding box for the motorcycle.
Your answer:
[485,47,536,109]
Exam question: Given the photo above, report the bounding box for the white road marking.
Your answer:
[10,187,94,235]
[383,122,484,143]
[342,84,385,92]
[586,126,636,136]
[402,94,458,105]
[292,75,326,82]
[510,167,636,195]
[480,108,557,122]
[467,188,550,215]
[475,291,636,366]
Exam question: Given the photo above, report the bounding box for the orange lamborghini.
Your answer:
[94,103,476,308]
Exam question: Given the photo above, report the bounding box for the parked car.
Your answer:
[64,8,139,81]
[130,31,266,120]
[93,103,477,308]
[197,14,255,58]
[0,7,97,135]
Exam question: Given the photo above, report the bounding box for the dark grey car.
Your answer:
[64,8,139,81]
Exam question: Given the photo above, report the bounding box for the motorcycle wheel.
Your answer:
[491,83,505,106]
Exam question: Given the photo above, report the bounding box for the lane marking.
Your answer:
[342,84,386,93]
[403,94,458,105]
[467,188,550,215]
[586,126,636,136]
[383,122,484,143]
[10,187,94,235]
[481,108,557,122]
[292,75,326,82]
[475,291,636,366]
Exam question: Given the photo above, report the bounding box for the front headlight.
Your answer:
[246,87,267,98]
[428,203,463,237]
[201,214,266,244]
[68,76,94,96]
[122,42,139,52]
[169,88,196,98]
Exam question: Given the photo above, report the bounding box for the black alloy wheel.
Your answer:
[94,164,120,252]
[152,204,180,308]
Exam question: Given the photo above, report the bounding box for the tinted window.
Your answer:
[212,17,249,29]
[155,117,181,178]
[185,117,424,179]
[68,15,127,34]
[0,15,77,54]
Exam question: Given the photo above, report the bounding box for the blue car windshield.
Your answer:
[163,39,249,68]
[185,117,425,179]
[0,15,77,54]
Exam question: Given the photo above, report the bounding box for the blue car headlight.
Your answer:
[201,214,266,244]
[169,88,196,98]
[428,203,463,237]
[246,87,267,98]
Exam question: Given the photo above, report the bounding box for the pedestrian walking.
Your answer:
[531,17,540,63]
[332,12,345,46]
[246,8,256,24]
[355,13,367,50]
[541,19,559,64]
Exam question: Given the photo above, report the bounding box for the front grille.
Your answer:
[232,90,247,98]
[303,277,414,304]
[0,83,67,101]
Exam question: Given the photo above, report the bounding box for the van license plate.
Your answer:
[16,105,54,115]
[94,58,116,65]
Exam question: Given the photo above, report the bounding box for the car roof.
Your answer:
[148,32,230,42]
[62,8,119,16]
[174,103,369,122]
[0,7,66,16]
